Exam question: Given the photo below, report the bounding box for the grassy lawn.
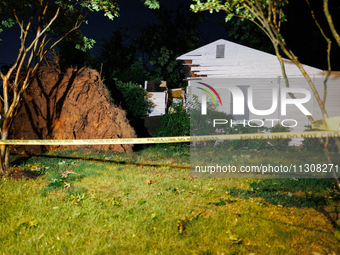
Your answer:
[1,145,340,254]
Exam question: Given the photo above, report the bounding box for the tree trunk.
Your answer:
[0,145,9,175]
[0,118,10,175]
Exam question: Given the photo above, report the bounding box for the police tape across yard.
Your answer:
[0,131,339,145]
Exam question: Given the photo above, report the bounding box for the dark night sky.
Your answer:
[0,0,227,67]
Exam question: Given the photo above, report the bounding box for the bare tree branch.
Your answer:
[324,0,340,48]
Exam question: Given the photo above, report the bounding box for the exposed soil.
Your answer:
[6,167,42,181]
[10,65,136,154]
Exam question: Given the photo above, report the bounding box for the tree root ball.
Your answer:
[10,66,136,154]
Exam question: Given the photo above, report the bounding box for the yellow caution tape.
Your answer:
[312,116,340,131]
[1,131,339,145]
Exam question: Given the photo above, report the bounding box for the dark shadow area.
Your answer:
[218,207,332,235]
[129,116,163,151]
[6,167,42,180]
[223,178,340,231]
[129,118,152,151]
[10,152,190,170]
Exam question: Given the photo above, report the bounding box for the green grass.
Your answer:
[1,146,340,254]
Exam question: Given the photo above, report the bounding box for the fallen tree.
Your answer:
[10,64,136,154]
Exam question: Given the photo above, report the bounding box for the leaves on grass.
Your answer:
[189,211,205,221]
[47,176,66,189]
[105,197,122,206]
[177,217,187,236]
[112,198,122,206]
[146,179,152,185]
[138,199,146,205]
[45,171,83,193]
[68,193,87,203]
[27,163,50,174]
[60,171,78,178]
[16,220,38,230]
[176,211,205,236]
[226,230,242,244]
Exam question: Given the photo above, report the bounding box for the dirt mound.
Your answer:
[10,66,136,154]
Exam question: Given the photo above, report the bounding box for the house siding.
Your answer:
[179,39,340,145]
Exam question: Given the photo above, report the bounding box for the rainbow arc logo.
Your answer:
[197,82,222,115]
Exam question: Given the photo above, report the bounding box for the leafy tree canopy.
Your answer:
[134,0,205,88]
[0,0,159,51]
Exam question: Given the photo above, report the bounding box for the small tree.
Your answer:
[0,0,159,174]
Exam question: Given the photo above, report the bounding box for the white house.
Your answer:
[177,39,340,145]
[144,80,168,117]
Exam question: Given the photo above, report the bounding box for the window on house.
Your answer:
[216,45,225,58]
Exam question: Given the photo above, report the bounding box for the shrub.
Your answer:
[157,95,303,151]
[269,124,291,150]
[302,126,338,152]
[189,96,269,149]
[115,80,153,119]
[188,95,233,137]
[157,96,269,150]
[157,102,190,137]
[219,122,270,150]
